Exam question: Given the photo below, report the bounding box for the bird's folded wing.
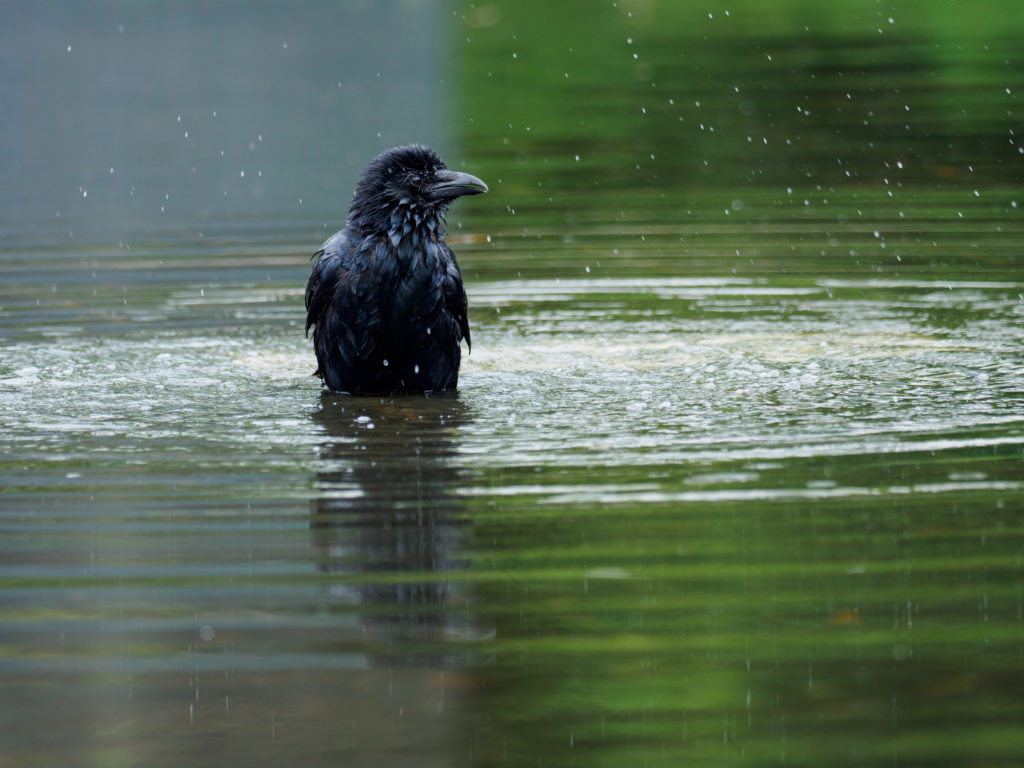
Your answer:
[306,234,385,388]
[304,250,331,335]
[441,244,471,351]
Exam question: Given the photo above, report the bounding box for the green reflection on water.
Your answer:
[465,488,1024,765]
[449,1,1024,765]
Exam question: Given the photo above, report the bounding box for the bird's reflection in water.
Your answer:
[310,392,489,663]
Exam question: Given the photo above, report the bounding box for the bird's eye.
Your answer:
[409,174,422,186]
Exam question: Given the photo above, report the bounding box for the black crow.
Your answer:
[304,145,487,394]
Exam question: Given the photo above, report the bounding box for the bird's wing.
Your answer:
[305,232,387,388]
[440,243,471,351]
[305,233,349,336]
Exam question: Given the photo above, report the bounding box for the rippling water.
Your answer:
[3,1,1024,766]
[3,205,1023,765]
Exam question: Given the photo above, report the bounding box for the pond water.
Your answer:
[2,2,1023,766]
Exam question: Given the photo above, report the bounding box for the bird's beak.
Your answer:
[431,169,488,199]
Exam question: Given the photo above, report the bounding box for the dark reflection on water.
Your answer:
[310,394,491,663]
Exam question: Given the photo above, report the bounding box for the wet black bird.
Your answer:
[304,145,487,394]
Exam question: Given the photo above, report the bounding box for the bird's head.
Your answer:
[348,144,487,233]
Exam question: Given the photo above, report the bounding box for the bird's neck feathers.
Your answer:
[348,195,447,248]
